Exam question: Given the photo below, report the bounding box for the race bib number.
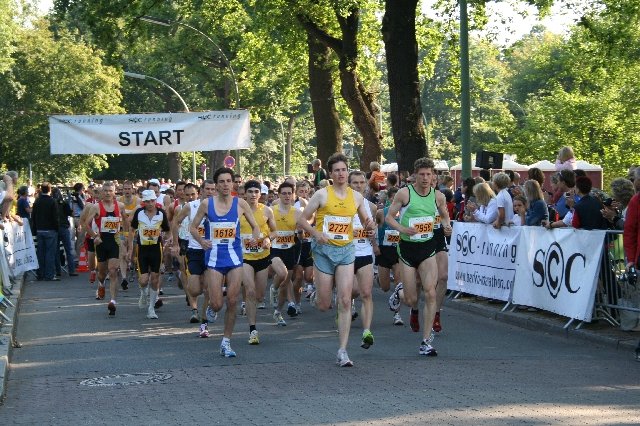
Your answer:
[139,225,161,245]
[353,225,369,244]
[322,215,351,242]
[197,225,206,237]
[301,230,312,242]
[408,216,434,241]
[273,230,295,249]
[210,222,236,246]
[434,215,442,229]
[101,217,120,234]
[242,233,264,254]
[382,229,400,246]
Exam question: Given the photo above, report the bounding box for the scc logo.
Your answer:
[532,242,585,298]
[455,231,476,255]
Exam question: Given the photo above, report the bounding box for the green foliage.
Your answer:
[0,20,123,183]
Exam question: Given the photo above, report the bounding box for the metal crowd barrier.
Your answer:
[593,230,640,330]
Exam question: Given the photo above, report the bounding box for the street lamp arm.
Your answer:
[124,71,190,112]
[138,15,240,109]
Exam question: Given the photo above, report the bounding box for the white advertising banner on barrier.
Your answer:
[2,221,39,277]
[512,227,605,322]
[49,110,251,154]
[447,222,520,301]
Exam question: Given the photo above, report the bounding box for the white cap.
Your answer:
[141,190,156,202]
[148,178,160,186]
[160,184,170,193]
[260,184,269,195]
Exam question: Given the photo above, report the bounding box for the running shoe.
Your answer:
[107,301,116,316]
[240,302,247,316]
[419,340,437,356]
[287,302,298,317]
[199,323,209,338]
[304,284,315,298]
[336,349,353,367]
[360,330,374,349]
[410,309,420,332]
[121,279,129,291]
[154,298,163,309]
[158,289,164,296]
[206,307,218,323]
[257,301,266,309]
[147,307,158,319]
[433,311,442,333]
[295,304,302,315]
[220,341,237,358]
[248,330,260,345]
[189,309,199,323]
[273,311,287,326]
[393,311,404,326]
[138,288,148,309]
[310,290,317,307]
[388,282,403,311]
[90,270,96,283]
[351,300,358,321]
[96,285,105,300]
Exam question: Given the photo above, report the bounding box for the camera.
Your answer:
[564,192,571,197]
[603,197,613,207]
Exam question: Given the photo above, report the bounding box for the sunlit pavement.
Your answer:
[1,273,638,425]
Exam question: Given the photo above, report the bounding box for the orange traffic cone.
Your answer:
[77,245,89,272]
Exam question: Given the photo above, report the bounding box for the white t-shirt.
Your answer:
[0,188,5,206]
[495,188,514,224]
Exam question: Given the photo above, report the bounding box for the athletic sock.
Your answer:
[249,325,256,332]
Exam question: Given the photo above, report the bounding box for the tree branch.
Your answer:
[296,14,343,56]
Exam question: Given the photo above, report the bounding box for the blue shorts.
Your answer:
[311,240,355,275]
[186,248,206,275]
[209,264,242,276]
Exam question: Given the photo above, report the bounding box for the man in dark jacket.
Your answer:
[53,187,77,277]
[572,176,609,230]
[32,182,59,280]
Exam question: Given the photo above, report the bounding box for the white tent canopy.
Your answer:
[380,160,449,173]
[527,160,556,171]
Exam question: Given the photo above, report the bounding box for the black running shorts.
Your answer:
[375,245,399,269]
[397,239,436,269]
[137,244,162,274]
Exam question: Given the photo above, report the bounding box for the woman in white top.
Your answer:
[465,182,498,224]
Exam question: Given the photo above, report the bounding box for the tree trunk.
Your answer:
[300,9,382,171]
[285,115,295,175]
[382,0,427,173]
[168,153,182,181]
[208,150,228,178]
[306,31,343,165]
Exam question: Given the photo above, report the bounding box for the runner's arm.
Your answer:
[385,188,416,235]
[297,189,326,241]
[171,204,189,247]
[435,190,452,236]
[190,199,211,250]
[239,199,261,240]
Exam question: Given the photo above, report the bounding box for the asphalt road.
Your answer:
[1,273,638,425]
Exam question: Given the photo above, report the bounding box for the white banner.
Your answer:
[512,227,605,321]
[447,222,519,301]
[49,110,251,154]
[1,221,39,277]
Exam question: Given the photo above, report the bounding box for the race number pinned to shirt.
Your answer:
[210,222,236,246]
[139,224,161,245]
[322,215,350,242]
[273,230,295,249]
[408,216,434,241]
[434,215,442,229]
[382,230,400,246]
[101,217,120,234]
[241,233,264,254]
[353,223,369,244]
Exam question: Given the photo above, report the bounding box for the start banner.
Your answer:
[512,227,605,322]
[447,222,519,301]
[49,110,251,154]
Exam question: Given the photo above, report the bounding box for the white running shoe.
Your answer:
[273,311,287,326]
[393,311,404,326]
[146,307,158,319]
[336,349,353,367]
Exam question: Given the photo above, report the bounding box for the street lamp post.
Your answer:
[139,15,242,174]
[124,71,197,182]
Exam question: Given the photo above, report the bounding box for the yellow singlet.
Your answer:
[240,203,270,261]
[273,204,297,250]
[315,186,357,247]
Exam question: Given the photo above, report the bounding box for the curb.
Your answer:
[446,296,639,352]
[0,275,24,402]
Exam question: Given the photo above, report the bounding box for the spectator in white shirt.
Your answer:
[466,182,498,224]
[492,172,514,229]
